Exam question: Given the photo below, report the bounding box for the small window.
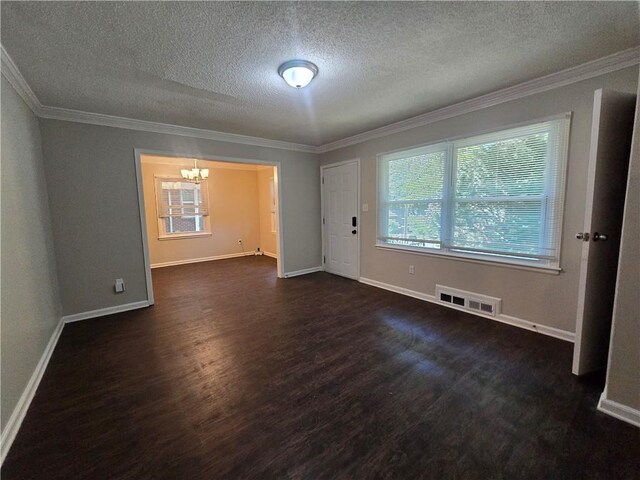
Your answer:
[154,177,211,239]
[378,116,570,269]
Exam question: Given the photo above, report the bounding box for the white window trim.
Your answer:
[157,232,212,241]
[375,244,561,274]
[154,175,212,240]
[376,113,571,272]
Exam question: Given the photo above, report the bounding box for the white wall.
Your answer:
[320,66,639,335]
[1,77,62,430]
[39,120,320,316]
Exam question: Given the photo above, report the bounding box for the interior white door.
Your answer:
[323,161,359,279]
[573,88,637,376]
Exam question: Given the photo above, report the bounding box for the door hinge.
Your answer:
[322,176,324,184]
[323,255,326,264]
[322,217,325,225]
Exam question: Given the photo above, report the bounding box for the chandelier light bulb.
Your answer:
[181,159,209,184]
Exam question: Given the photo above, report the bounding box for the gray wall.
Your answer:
[605,83,640,411]
[39,120,321,316]
[1,77,62,430]
[320,66,639,334]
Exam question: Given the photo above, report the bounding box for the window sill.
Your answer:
[375,244,562,275]
[158,233,212,241]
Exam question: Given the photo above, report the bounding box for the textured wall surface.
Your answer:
[320,66,639,334]
[1,77,61,430]
[39,120,320,316]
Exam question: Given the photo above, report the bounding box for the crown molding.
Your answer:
[1,45,42,114]
[316,46,640,153]
[36,105,317,153]
[1,44,315,153]
[3,42,638,155]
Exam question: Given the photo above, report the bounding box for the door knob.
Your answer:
[352,229,357,234]
[592,232,608,242]
[576,232,590,241]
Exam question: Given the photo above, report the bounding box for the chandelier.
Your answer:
[180,159,209,184]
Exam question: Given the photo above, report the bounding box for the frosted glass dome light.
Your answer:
[278,60,318,89]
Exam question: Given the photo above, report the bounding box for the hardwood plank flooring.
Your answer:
[2,256,639,479]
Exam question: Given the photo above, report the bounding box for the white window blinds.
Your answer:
[155,179,209,218]
[154,177,211,238]
[378,143,447,249]
[451,120,568,261]
[378,116,570,268]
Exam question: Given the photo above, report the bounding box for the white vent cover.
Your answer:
[435,285,502,317]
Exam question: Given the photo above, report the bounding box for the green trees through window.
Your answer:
[378,117,569,267]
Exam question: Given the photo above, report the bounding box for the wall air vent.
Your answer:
[435,285,501,317]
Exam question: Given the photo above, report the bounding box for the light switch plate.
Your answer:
[362,203,369,212]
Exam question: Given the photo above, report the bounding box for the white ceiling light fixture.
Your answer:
[181,159,209,184]
[278,59,318,89]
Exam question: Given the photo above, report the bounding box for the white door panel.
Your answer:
[323,161,359,279]
[573,89,636,375]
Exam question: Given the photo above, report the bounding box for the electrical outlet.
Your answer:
[362,203,369,212]
[114,278,125,293]
[409,265,415,275]
[237,239,243,245]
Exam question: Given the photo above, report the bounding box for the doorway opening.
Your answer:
[135,150,283,304]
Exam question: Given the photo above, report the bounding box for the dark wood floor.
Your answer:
[3,256,639,479]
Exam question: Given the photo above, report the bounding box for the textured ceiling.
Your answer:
[2,1,639,146]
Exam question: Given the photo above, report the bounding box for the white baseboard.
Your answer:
[61,300,150,323]
[598,391,640,427]
[151,251,255,269]
[263,251,278,259]
[283,266,323,278]
[1,300,153,465]
[359,277,434,303]
[1,318,65,465]
[358,277,575,343]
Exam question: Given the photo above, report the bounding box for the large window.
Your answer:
[154,177,211,239]
[378,117,570,269]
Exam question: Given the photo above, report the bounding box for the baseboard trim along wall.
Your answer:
[0,318,65,465]
[283,266,323,278]
[598,391,640,428]
[263,251,278,259]
[358,277,575,343]
[150,251,256,269]
[2,300,152,465]
[61,300,150,323]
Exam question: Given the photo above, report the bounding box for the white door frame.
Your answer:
[134,148,286,305]
[320,158,361,280]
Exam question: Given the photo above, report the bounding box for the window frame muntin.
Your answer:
[153,175,212,240]
[376,113,571,271]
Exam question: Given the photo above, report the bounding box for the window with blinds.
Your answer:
[378,116,570,268]
[154,177,211,238]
